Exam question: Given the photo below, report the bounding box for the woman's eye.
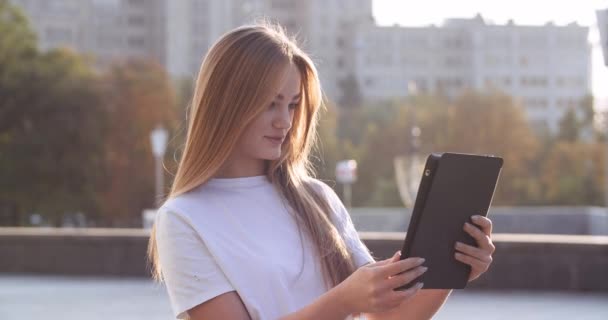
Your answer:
[269,102,298,110]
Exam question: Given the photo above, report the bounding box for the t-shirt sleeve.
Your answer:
[312,180,376,268]
[155,207,235,319]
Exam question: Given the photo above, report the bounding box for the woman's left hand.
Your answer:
[454,215,496,282]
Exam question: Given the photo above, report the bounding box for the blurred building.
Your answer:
[163,0,375,105]
[355,14,591,134]
[598,8,608,67]
[164,0,266,78]
[9,0,373,105]
[10,0,166,69]
[164,0,374,103]
[10,1,592,135]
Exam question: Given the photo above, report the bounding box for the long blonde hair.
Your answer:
[147,21,358,290]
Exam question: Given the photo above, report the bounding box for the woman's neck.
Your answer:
[214,156,267,178]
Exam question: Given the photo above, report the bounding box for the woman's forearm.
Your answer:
[278,284,353,320]
[365,289,452,320]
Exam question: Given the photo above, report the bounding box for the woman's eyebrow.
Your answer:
[276,93,301,101]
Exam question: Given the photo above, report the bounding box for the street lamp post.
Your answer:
[394,81,424,208]
[394,126,423,208]
[150,125,168,208]
[336,160,357,209]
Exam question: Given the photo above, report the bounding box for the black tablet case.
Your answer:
[396,152,503,290]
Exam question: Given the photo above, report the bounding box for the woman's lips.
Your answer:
[265,136,283,145]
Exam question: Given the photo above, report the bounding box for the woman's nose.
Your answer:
[273,107,292,129]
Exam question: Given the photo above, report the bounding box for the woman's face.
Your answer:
[237,63,302,162]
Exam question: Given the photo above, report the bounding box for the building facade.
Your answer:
[355,15,591,133]
[10,1,592,135]
[11,0,166,69]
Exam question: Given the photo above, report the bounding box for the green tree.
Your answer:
[0,0,38,133]
[557,95,597,143]
[0,0,107,226]
[557,108,581,142]
[98,59,180,227]
[443,91,540,205]
[334,90,540,206]
[540,142,604,205]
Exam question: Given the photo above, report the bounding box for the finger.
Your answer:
[455,242,492,263]
[455,252,488,270]
[385,265,427,290]
[377,257,425,278]
[464,222,493,250]
[371,251,401,267]
[364,251,401,267]
[391,251,401,262]
[471,215,493,235]
[385,282,423,307]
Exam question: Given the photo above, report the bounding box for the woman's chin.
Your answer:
[258,151,282,161]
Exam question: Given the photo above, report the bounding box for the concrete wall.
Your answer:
[1,227,606,292]
[361,232,608,292]
[350,206,608,235]
[0,228,149,276]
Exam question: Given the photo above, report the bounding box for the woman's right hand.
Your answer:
[336,251,427,314]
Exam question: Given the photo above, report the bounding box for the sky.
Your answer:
[372,0,608,107]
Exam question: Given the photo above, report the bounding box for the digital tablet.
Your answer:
[395,152,503,290]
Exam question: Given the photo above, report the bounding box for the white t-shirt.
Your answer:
[155,175,375,320]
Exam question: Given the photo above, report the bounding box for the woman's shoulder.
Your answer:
[305,176,332,192]
[304,177,341,204]
[304,177,352,227]
[158,185,215,223]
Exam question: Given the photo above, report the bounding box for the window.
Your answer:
[519,34,546,48]
[520,76,547,87]
[128,36,145,47]
[337,57,344,69]
[520,77,528,87]
[337,37,345,49]
[520,56,528,67]
[97,35,120,47]
[484,35,510,48]
[271,0,296,10]
[526,98,548,109]
[46,27,72,42]
[443,37,465,49]
[485,55,498,66]
[445,56,462,67]
[127,15,145,26]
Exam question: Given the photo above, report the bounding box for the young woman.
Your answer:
[147,22,496,320]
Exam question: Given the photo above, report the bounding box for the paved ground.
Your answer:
[1,274,606,319]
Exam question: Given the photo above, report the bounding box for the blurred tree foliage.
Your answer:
[0,1,180,226]
[97,60,180,227]
[315,89,603,207]
[0,1,106,226]
[540,142,604,205]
